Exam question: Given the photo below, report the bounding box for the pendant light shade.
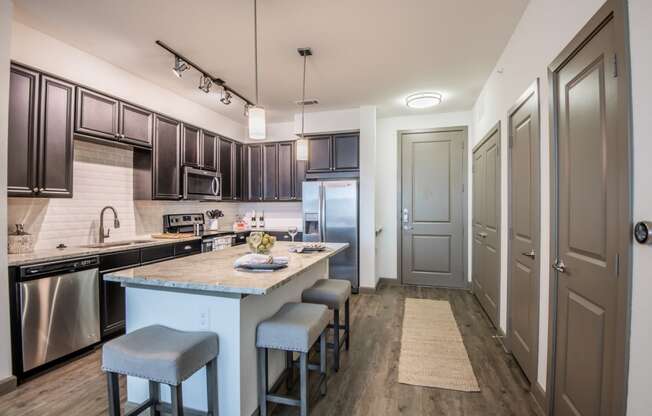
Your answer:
[248,106,266,140]
[296,138,309,161]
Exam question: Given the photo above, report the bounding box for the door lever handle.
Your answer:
[552,259,566,273]
[521,249,536,259]
[478,232,488,238]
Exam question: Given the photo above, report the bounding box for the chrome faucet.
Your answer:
[99,206,120,243]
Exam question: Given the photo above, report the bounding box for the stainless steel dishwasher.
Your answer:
[18,256,101,372]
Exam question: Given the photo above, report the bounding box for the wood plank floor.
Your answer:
[0,283,541,415]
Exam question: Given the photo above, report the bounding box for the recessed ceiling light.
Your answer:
[405,92,442,109]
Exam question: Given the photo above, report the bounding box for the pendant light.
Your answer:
[295,48,312,161]
[248,0,266,140]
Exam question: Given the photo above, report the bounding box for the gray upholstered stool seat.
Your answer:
[257,303,329,416]
[102,325,218,385]
[301,279,351,310]
[102,325,219,416]
[256,302,329,353]
[302,279,352,372]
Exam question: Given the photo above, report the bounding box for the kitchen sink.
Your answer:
[81,239,154,249]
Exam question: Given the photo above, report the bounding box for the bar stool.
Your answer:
[302,279,351,371]
[257,302,329,416]
[102,325,219,416]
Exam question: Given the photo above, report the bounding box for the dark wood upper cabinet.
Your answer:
[8,65,39,196]
[248,144,263,201]
[152,115,181,199]
[75,87,119,141]
[181,123,201,167]
[201,130,218,171]
[219,138,233,199]
[118,102,152,147]
[233,142,244,200]
[263,143,278,201]
[307,136,332,173]
[333,133,359,171]
[277,142,294,200]
[295,159,307,199]
[38,76,75,197]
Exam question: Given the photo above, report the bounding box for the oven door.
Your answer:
[184,167,221,201]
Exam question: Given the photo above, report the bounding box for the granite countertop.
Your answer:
[7,235,203,267]
[104,242,348,296]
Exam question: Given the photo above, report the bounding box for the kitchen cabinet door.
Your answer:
[219,138,233,199]
[75,87,119,141]
[8,65,39,196]
[38,75,74,197]
[278,141,294,200]
[307,136,332,173]
[181,123,201,167]
[201,130,218,171]
[263,143,278,200]
[295,160,307,200]
[233,142,244,200]
[333,133,359,171]
[119,102,153,147]
[248,144,264,201]
[153,115,181,199]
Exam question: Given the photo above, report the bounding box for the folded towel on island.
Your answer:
[233,254,289,268]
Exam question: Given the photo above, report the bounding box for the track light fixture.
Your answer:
[198,75,212,93]
[220,88,232,105]
[172,56,189,78]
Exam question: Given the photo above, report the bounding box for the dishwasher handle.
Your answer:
[20,257,100,280]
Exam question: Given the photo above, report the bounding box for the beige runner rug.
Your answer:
[398,298,480,392]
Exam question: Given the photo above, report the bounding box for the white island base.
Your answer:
[124,259,329,416]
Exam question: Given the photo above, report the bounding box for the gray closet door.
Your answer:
[472,125,501,327]
[401,129,465,288]
[552,14,626,416]
[508,81,540,383]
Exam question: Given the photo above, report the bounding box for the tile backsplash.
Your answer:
[7,140,238,251]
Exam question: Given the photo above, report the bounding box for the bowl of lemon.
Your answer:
[247,232,276,254]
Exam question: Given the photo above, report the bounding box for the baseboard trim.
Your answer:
[0,375,17,396]
[531,382,547,416]
[378,277,400,286]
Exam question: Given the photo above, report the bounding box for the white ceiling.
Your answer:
[13,0,528,123]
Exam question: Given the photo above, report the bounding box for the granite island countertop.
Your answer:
[104,242,348,296]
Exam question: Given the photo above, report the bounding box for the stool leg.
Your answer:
[170,384,183,416]
[320,331,327,397]
[258,348,268,416]
[333,308,340,372]
[148,381,161,416]
[286,351,294,391]
[300,352,309,416]
[106,372,120,416]
[345,298,350,351]
[206,357,219,416]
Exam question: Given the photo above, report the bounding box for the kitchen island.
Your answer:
[105,242,348,416]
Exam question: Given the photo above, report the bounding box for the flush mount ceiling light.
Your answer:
[295,47,313,161]
[198,75,212,93]
[405,92,442,109]
[172,56,189,78]
[248,0,266,140]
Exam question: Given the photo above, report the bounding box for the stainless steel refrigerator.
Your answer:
[302,180,359,290]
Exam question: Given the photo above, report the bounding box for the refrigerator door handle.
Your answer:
[319,183,326,242]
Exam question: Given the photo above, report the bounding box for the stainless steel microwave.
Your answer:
[183,166,221,201]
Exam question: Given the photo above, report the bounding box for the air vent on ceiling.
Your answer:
[295,99,319,106]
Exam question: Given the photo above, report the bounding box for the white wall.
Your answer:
[293,108,360,134]
[359,106,377,289]
[470,0,648,396]
[10,22,245,142]
[375,112,473,281]
[0,0,14,385]
[626,0,652,413]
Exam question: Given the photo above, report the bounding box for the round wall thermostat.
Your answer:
[634,221,652,244]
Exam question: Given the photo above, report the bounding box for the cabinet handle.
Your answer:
[33,187,38,193]
[183,245,192,250]
[39,188,44,192]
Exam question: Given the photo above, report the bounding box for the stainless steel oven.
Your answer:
[183,166,221,201]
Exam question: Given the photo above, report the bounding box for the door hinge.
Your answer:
[462,183,465,192]
[509,227,514,239]
[509,134,514,148]
[612,53,618,78]
[615,253,620,278]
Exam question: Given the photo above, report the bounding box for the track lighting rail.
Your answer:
[155,40,255,106]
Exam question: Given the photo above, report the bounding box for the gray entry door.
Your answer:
[552,12,627,416]
[400,129,465,288]
[507,82,540,383]
[472,125,501,327]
